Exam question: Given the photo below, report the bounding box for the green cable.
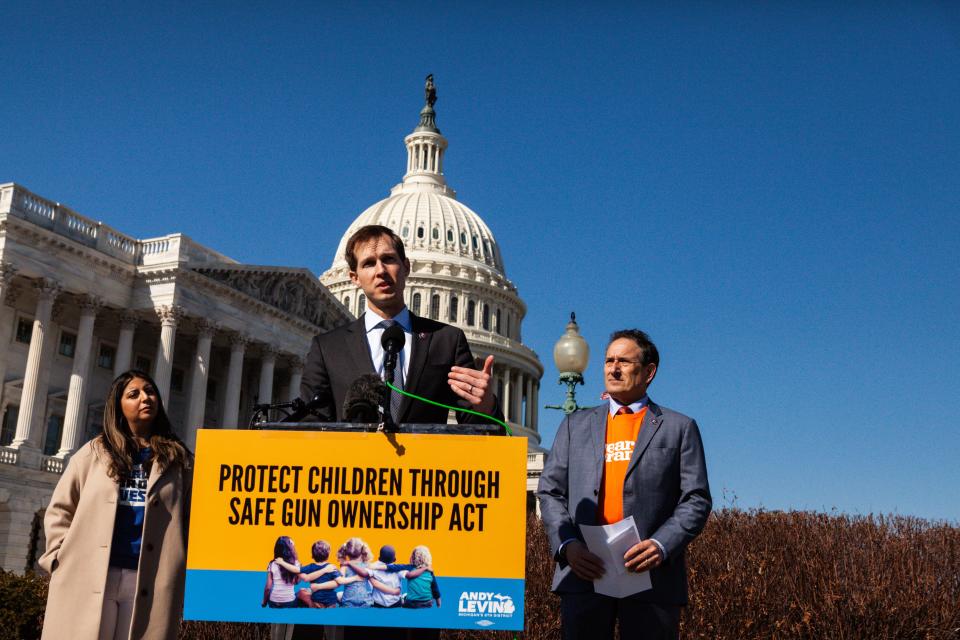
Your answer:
[384,381,512,436]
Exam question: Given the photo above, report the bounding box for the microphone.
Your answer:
[381,324,405,385]
[342,374,386,423]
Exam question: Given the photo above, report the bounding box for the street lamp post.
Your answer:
[545,312,590,415]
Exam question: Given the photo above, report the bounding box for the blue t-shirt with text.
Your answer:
[109,448,150,569]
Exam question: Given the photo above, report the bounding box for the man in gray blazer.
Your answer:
[537,329,711,639]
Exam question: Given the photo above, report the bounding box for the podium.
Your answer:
[183,421,526,632]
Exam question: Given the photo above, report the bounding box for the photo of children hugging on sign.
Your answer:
[262,536,301,608]
[349,543,441,609]
[296,540,342,608]
[343,544,406,608]
[402,545,441,609]
[337,537,376,607]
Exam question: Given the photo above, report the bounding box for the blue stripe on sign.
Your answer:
[184,570,524,631]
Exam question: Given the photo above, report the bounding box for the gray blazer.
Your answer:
[537,401,711,604]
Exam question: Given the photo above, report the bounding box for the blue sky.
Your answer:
[3,3,959,521]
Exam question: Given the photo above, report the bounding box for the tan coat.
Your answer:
[38,440,193,640]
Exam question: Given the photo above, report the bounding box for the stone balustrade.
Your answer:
[1,183,139,263]
[41,456,64,474]
[0,447,17,466]
[0,183,235,268]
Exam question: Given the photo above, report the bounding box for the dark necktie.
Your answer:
[380,320,405,421]
[616,406,633,416]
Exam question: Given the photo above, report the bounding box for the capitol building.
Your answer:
[0,83,543,573]
[322,90,544,446]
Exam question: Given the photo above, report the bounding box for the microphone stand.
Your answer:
[381,350,399,433]
[249,397,313,427]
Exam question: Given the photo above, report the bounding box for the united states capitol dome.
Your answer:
[327,80,505,278]
[321,76,544,447]
[330,188,505,275]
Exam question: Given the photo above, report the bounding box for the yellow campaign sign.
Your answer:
[184,429,528,630]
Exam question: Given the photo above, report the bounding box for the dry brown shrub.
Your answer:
[138,510,960,639]
[684,509,960,639]
[442,511,559,640]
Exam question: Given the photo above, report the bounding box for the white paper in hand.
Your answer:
[605,525,638,576]
[579,516,652,597]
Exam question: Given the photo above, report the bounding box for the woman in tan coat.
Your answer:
[39,369,193,640]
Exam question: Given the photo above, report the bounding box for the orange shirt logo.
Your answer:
[598,407,647,524]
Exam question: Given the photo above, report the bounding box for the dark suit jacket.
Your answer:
[301,313,503,426]
[536,401,711,605]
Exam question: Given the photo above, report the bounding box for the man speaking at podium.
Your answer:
[301,224,500,427]
[296,225,503,639]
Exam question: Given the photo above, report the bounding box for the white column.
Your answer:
[57,295,102,458]
[524,375,534,429]
[113,311,139,377]
[12,279,61,453]
[502,367,512,423]
[0,264,19,409]
[258,345,278,405]
[492,366,502,413]
[532,380,540,434]
[185,320,217,449]
[152,305,184,401]
[221,333,248,429]
[511,371,522,426]
[287,356,304,403]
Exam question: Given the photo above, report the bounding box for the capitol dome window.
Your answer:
[467,300,476,326]
[432,227,439,240]
[358,294,366,314]
[430,294,440,319]
[447,229,453,242]
[402,226,409,238]
[472,235,479,249]
[449,295,458,322]
[496,309,502,335]
[482,304,490,331]
[460,232,467,245]
[417,227,425,239]
[344,295,351,311]
[412,293,422,316]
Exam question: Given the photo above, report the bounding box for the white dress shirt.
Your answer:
[363,305,412,382]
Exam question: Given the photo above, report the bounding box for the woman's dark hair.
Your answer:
[274,536,299,584]
[96,369,189,480]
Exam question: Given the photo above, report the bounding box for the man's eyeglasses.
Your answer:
[604,357,645,368]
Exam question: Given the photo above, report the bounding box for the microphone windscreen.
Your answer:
[342,374,386,423]
[381,324,405,352]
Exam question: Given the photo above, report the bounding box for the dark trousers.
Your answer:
[560,592,680,640]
